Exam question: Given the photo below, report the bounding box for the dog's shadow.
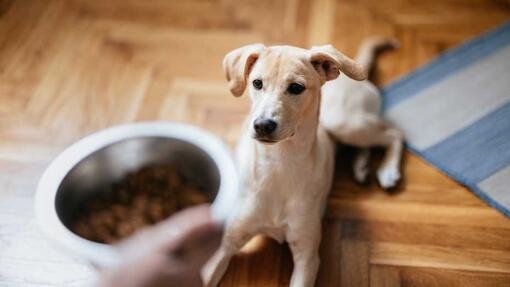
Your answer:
[333,143,407,196]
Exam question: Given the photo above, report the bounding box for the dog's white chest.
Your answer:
[236,130,335,232]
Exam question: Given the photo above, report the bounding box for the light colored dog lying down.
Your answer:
[203,38,403,287]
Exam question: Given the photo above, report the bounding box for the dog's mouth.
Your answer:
[254,137,279,144]
[253,131,295,145]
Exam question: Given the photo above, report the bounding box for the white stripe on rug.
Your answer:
[385,45,510,150]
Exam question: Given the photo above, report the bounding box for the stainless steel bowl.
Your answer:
[34,122,238,268]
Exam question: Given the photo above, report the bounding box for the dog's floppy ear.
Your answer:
[223,44,265,97]
[309,45,366,82]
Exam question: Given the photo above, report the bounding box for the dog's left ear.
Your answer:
[223,44,266,97]
[309,45,366,82]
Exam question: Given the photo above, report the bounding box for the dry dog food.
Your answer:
[71,165,211,243]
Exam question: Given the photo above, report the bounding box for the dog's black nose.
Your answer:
[254,118,277,136]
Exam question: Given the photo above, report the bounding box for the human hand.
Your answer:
[98,205,222,287]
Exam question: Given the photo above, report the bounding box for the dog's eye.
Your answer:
[252,79,263,90]
[287,83,305,95]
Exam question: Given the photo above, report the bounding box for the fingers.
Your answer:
[100,205,224,287]
[157,204,217,238]
[115,205,222,262]
[168,217,223,268]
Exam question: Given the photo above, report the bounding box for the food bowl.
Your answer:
[34,122,238,268]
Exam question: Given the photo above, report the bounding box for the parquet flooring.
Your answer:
[1,0,510,286]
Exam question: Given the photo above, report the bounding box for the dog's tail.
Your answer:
[355,37,399,75]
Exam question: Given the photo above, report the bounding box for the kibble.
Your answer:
[71,165,211,243]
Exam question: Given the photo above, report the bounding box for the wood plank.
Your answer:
[220,236,292,287]
[370,265,401,287]
[370,242,510,273]
[399,266,510,287]
[370,265,510,287]
[307,0,336,45]
[342,219,510,250]
[340,240,370,287]
[326,199,510,229]
[317,219,343,287]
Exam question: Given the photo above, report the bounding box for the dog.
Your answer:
[202,38,403,287]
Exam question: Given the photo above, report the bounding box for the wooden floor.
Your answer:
[1,0,510,286]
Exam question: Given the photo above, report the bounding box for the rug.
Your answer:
[382,21,510,217]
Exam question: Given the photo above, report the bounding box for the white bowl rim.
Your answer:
[34,121,238,267]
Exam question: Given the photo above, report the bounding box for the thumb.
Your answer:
[167,218,223,268]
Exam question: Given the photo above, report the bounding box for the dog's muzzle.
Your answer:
[253,118,277,137]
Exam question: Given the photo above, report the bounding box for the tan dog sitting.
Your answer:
[203,38,403,287]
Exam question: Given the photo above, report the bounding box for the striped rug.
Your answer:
[382,21,510,217]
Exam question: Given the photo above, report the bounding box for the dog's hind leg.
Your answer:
[330,115,403,189]
[361,119,403,189]
[353,148,370,183]
[375,124,404,189]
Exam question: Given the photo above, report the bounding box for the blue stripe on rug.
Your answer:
[382,20,510,111]
[423,100,510,184]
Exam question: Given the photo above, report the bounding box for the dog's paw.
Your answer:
[377,166,400,189]
[353,163,369,183]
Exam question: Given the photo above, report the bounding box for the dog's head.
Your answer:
[223,44,366,144]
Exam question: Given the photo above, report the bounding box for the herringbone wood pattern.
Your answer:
[1,0,510,286]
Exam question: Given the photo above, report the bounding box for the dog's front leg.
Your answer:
[202,220,255,287]
[287,217,322,287]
